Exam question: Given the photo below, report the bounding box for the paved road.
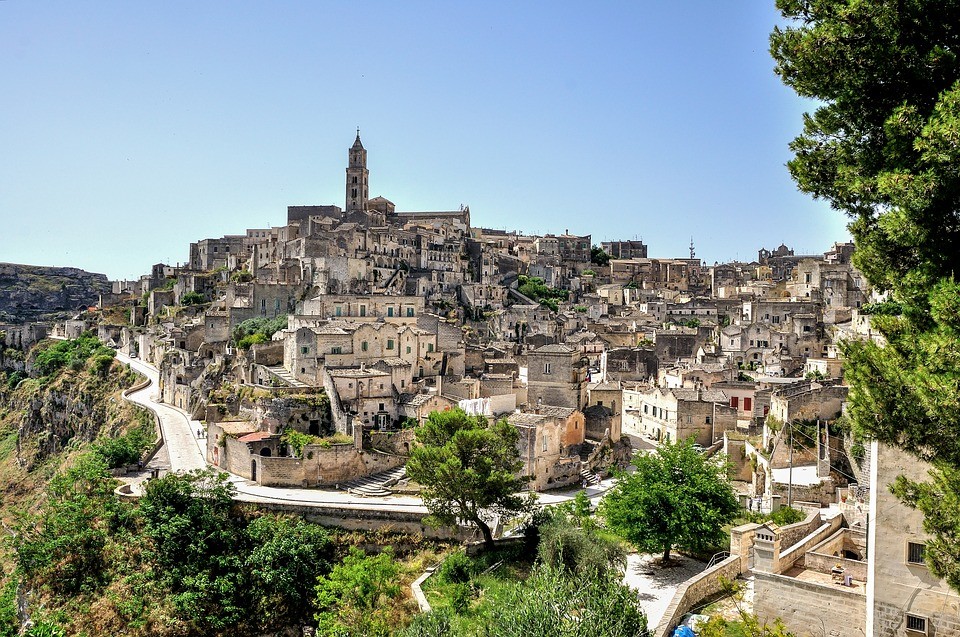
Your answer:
[120,353,206,473]
[115,353,616,512]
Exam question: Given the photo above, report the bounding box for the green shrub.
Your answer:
[437,552,474,585]
[181,291,206,305]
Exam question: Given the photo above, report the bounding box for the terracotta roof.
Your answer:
[238,431,274,443]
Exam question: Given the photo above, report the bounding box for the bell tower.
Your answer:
[345,129,369,213]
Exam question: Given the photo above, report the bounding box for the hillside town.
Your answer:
[2,133,954,637]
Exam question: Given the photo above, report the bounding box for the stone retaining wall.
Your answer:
[754,571,865,637]
[655,555,742,637]
[236,500,472,541]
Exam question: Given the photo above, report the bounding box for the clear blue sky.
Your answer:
[0,1,849,280]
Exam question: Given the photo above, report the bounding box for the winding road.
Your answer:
[116,352,613,512]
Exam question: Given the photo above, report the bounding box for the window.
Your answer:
[907,542,926,565]
[387,339,395,350]
[542,436,548,452]
[427,343,434,352]
[744,397,752,412]
[544,363,552,375]
[301,346,309,355]
[359,305,366,317]
[379,403,385,411]
[407,307,414,317]
[331,346,342,354]
[387,306,394,317]
[905,615,927,634]
[362,341,368,352]
[335,306,342,317]
[730,397,739,409]
[406,346,412,354]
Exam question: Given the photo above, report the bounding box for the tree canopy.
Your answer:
[601,440,739,562]
[406,408,534,546]
[771,0,960,588]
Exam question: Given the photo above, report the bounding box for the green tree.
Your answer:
[601,440,738,563]
[771,0,960,589]
[138,469,247,629]
[245,514,333,629]
[13,454,122,596]
[314,547,401,637]
[771,0,960,299]
[406,408,534,547]
[590,245,611,267]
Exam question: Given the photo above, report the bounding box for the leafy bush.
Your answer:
[437,551,475,585]
[237,333,268,350]
[536,495,626,577]
[768,506,807,526]
[94,412,155,468]
[233,315,288,347]
[314,547,402,636]
[32,333,114,376]
[180,291,206,305]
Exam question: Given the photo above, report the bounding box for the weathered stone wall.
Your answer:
[779,516,844,573]
[369,429,415,455]
[655,556,743,637]
[868,442,960,637]
[754,571,866,637]
[806,551,867,582]
[725,436,754,482]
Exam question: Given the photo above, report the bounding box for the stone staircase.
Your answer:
[579,467,601,487]
[265,366,309,388]
[578,440,601,486]
[341,466,407,497]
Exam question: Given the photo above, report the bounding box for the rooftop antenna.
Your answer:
[689,237,695,260]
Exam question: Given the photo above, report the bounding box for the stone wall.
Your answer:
[779,515,844,573]
[255,444,407,487]
[655,556,743,637]
[806,551,867,582]
[754,571,866,637]
[235,501,472,541]
[780,511,827,550]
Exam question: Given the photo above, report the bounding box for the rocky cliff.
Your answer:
[0,262,112,323]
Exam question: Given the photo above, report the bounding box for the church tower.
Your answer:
[345,129,369,213]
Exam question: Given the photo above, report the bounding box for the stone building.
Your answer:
[601,239,648,260]
[525,343,588,411]
[632,386,736,446]
[508,406,586,491]
[867,442,960,636]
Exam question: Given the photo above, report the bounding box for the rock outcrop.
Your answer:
[0,262,112,323]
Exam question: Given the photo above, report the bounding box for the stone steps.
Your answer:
[580,468,601,487]
[265,365,309,388]
[342,465,407,498]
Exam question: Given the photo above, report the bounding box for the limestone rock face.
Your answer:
[0,262,111,322]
